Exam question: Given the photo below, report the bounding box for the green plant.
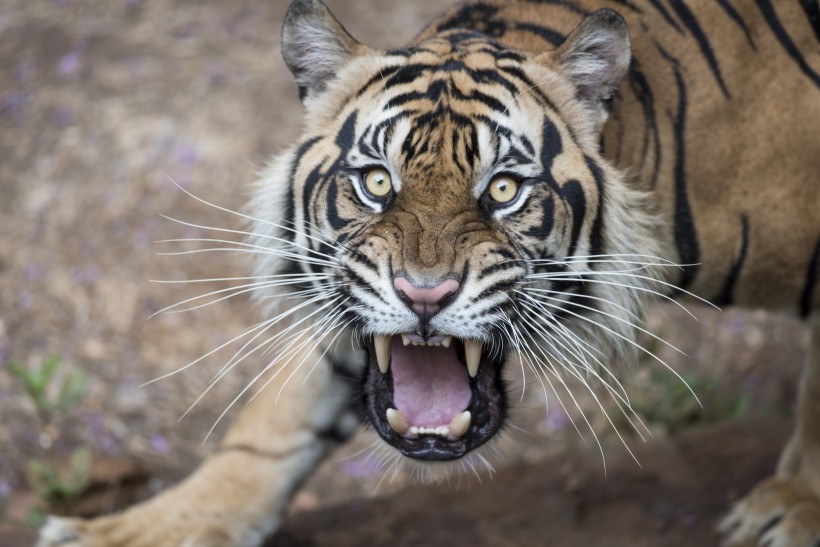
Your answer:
[8,356,91,520]
[9,356,86,425]
[26,447,92,512]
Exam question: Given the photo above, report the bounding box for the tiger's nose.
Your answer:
[393,277,460,319]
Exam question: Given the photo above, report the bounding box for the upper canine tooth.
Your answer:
[465,340,482,378]
[441,336,452,348]
[386,408,409,435]
[448,411,471,438]
[374,334,391,373]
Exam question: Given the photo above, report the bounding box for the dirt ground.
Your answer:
[0,1,810,546]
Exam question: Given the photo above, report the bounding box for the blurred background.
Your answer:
[0,1,809,545]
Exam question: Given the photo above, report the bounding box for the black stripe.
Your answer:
[523,193,556,239]
[667,0,730,98]
[325,177,349,232]
[344,267,382,300]
[435,3,506,38]
[286,136,323,242]
[354,65,401,98]
[520,135,535,157]
[608,0,643,14]
[584,156,606,258]
[561,180,587,257]
[800,0,820,41]
[755,0,820,87]
[335,110,358,153]
[473,280,519,305]
[470,68,520,96]
[712,214,750,306]
[659,46,700,289]
[512,22,565,47]
[800,236,820,317]
[301,164,326,273]
[451,131,467,175]
[521,0,591,17]
[465,89,508,113]
[626,65,661,188]
[647,0,684,34]
[540,116,563,170]
[477,261,519,280]
[716,0,756,50]
[384,63,438,89]
[496,65,558,111]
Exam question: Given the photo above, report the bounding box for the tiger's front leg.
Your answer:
[720,315,820,547]
[36,340,360,547]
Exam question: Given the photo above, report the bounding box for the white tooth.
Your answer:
[374,334,391,373]
[401,334,410,346]
[442,336,452,348]
[465,340,482,378]
[386,408,409,435]
[448,411,471,438]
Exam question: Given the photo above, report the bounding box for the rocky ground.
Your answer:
[0,1,809,546]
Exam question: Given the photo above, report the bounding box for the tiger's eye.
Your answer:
[488,176,519,203]
[364,168,393,197]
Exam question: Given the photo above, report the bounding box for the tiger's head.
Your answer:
[251,0,661,464]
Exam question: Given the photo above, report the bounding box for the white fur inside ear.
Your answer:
[561,35,624,99]
[281,0,363,96]
[287,18,354,90]
[556,10,631,105]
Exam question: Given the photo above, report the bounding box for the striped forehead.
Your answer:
[344,38,562,191]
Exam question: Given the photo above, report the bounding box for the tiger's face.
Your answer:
[253,1,652,463]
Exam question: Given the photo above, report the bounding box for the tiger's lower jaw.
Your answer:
[362,334,507,461]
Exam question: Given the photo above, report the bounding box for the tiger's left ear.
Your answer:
[542,9,631,127]
[281,0,370,101]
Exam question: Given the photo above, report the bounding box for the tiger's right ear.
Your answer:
[282,0,368,101]
[538,9,631,132]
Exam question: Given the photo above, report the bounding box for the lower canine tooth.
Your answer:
[374,334,391,373]
[386,408,409,435]
[448,411,471,438]
[465,340,482,378]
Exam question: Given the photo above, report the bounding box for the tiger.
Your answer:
[38,0,819,546]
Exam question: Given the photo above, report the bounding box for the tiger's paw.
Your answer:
[35,489,272,547]
[718,478,820,547]
[36,510,266,547]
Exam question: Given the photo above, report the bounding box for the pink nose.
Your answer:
[393,277,460,318]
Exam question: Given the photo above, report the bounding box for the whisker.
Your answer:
[527,295,702,408]
[155,236,339,268]
[165,177,345,251]
[183,294,344,423]
[521,290,686,357]
[156,216,343,263]
[526,275,699,319]
[516,298,651,441]
[150,273,333,284]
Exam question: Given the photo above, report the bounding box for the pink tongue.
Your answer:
[390,338,471,427]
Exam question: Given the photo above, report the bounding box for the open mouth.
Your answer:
[362,333,507,461]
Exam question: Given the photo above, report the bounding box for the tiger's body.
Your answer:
[39,1,820,546]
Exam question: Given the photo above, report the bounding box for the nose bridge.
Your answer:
[420,213,455,268]
[397,208,474,278]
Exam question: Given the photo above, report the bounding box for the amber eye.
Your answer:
[363,168,393,197]
[487,176,519,203]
